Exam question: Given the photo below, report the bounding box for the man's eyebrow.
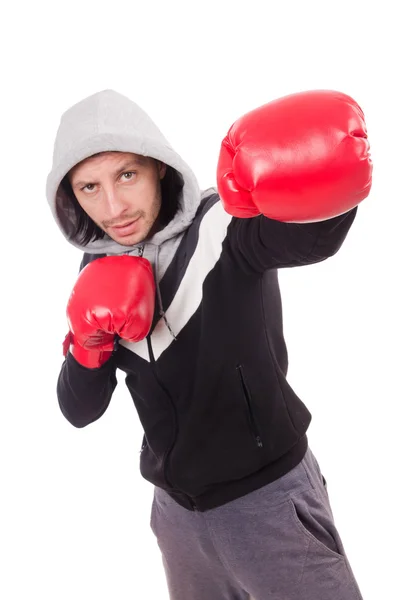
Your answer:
[115,157,147,173]
[71,157,147,187]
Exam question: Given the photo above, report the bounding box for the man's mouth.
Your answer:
[110,218,141,236]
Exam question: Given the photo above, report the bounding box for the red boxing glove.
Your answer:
[63,255,155,368]
[216,90,372,222]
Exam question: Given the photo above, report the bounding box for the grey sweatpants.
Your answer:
[150,447,363,600]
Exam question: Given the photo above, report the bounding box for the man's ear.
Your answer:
[158,161,167,180]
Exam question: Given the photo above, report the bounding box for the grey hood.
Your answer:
[46,89,204,255]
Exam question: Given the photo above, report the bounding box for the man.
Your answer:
[47,88,372,599]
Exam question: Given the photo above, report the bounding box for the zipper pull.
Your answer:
[138,245,144,257]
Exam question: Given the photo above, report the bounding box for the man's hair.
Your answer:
[59,164,184,245]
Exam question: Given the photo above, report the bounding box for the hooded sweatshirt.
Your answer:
[47,89,357,511]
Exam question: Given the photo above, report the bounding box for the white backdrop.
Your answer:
[1,1,395,598]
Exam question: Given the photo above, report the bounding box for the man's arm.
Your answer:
[57,253,116,428]
[57,252,155,428]
[224,207,357,273]
[57,351,118,428]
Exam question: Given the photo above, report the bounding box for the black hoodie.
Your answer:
[57,192,356,511]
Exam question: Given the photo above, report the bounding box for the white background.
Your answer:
[1,1,395,598]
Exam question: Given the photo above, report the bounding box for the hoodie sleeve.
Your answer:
[57,252,117,428]
[224,207,357,273]
[57,352,117,428]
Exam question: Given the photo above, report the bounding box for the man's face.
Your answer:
[69,152,166,245]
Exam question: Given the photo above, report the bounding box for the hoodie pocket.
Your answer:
[236,365,263,448]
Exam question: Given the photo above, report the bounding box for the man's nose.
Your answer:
[103,186,128,217]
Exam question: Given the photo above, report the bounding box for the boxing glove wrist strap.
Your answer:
[62,331,113,369]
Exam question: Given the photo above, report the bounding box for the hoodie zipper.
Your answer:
[145,337,198,509]
[236,365,263,448]
[141,246,195,507]
[147,337,176,489]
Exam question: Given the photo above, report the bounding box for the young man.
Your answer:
[47,88,372,599]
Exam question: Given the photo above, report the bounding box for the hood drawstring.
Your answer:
[154,246,177,340]
[128,245,177,341]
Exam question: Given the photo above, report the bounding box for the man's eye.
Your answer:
[82,183,95,192]
[122,171,136,180]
